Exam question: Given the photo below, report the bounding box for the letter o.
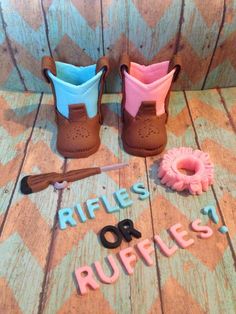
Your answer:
[100,225,122,249]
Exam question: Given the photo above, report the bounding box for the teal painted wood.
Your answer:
[220,87,236,129]
[185,89,236,252]
[174,0,225,90]
[102,0,130,92]
[146,91,236,313]
[0,0,50,92]
[0,0,235,92]
[204,1,236,89]
[102,0,182,92]
[117,107,162,314]
[45,0,104,65]
[0,93,64,314]
[0,90,236,313]
[0,91,41,225]
[0,16,24,91]
[127,0,182,61]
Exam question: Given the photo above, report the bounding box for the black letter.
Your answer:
[118,219,141,242]
[100,225,122,249]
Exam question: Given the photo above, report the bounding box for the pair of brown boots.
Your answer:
[42,54,180,158]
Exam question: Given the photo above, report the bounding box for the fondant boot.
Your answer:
[119,54,180,157]
[42,56,109,158]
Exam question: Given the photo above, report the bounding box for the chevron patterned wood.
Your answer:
[0,89,235,313]
[0,0,235,92]
[0,91,41,225]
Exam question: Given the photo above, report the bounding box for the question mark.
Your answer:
[201,205,219,224]
[201,205,228,234]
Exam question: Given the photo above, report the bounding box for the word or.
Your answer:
[75,219,213,295]
[201,205,228,234]
[58,182,149,230]
[100,219,142,248]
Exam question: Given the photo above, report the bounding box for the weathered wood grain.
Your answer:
[219,87,236,131]
[117,104,162,314]
[128,0,182,62]
[185,89,236,252]
[174,0,225,90]
[44,0,103,65]
[0,93,64,314]
[0,89,236,314]
[0,91,41,226]
[0,15,24,90]
[204,0,236,89]
[102,0,182,92]
[146,91,236,313]
[101,0,130,92]
[0,0,236,92]
[0,0,50,91]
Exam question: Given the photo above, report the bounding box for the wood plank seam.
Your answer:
[0,1,27,91]
[41,0,53,57]
[173,0,185,57]
[100,0,109,93]
[117,101,134,312]
[126,0,130,55]
[0,92,43,236]
[183,90,236,264]
[210,183,236,263]
[217,88,236,134]
[117,101,143,314]
[37,159,67,314]
[144,158,165,314]
[100,0,105,57]
[201,0,226,89]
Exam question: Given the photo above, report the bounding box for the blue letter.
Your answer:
[75,204,87,223]
[86,198,100,219]
[58,208,77,230]
[132,182,150,200]
[101,195,120,213]
[114,188,133,208]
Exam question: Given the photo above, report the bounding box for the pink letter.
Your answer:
[94,255,120,284]
[191,219,213,239]
[119,247,137,275]
[154,234,178,257]
[75,265,99,295]
[169,223,194,248]
[136,239,154,266]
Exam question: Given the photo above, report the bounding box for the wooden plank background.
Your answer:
[0,88,235,314]
[0,0,235,92]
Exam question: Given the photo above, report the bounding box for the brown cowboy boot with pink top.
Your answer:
[119,54,180,157]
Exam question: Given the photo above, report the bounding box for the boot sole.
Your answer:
[57,141,100,159]
[122,137,166,157]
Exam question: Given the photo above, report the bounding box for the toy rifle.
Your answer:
[20,163,128,195]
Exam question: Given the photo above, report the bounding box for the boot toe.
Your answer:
[123,117,167,152]
[58,126,100,154]
[56,112,101,158]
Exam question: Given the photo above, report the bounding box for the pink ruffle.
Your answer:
[158,147,214,195]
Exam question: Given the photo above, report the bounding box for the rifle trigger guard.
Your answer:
[53,181,68,190]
